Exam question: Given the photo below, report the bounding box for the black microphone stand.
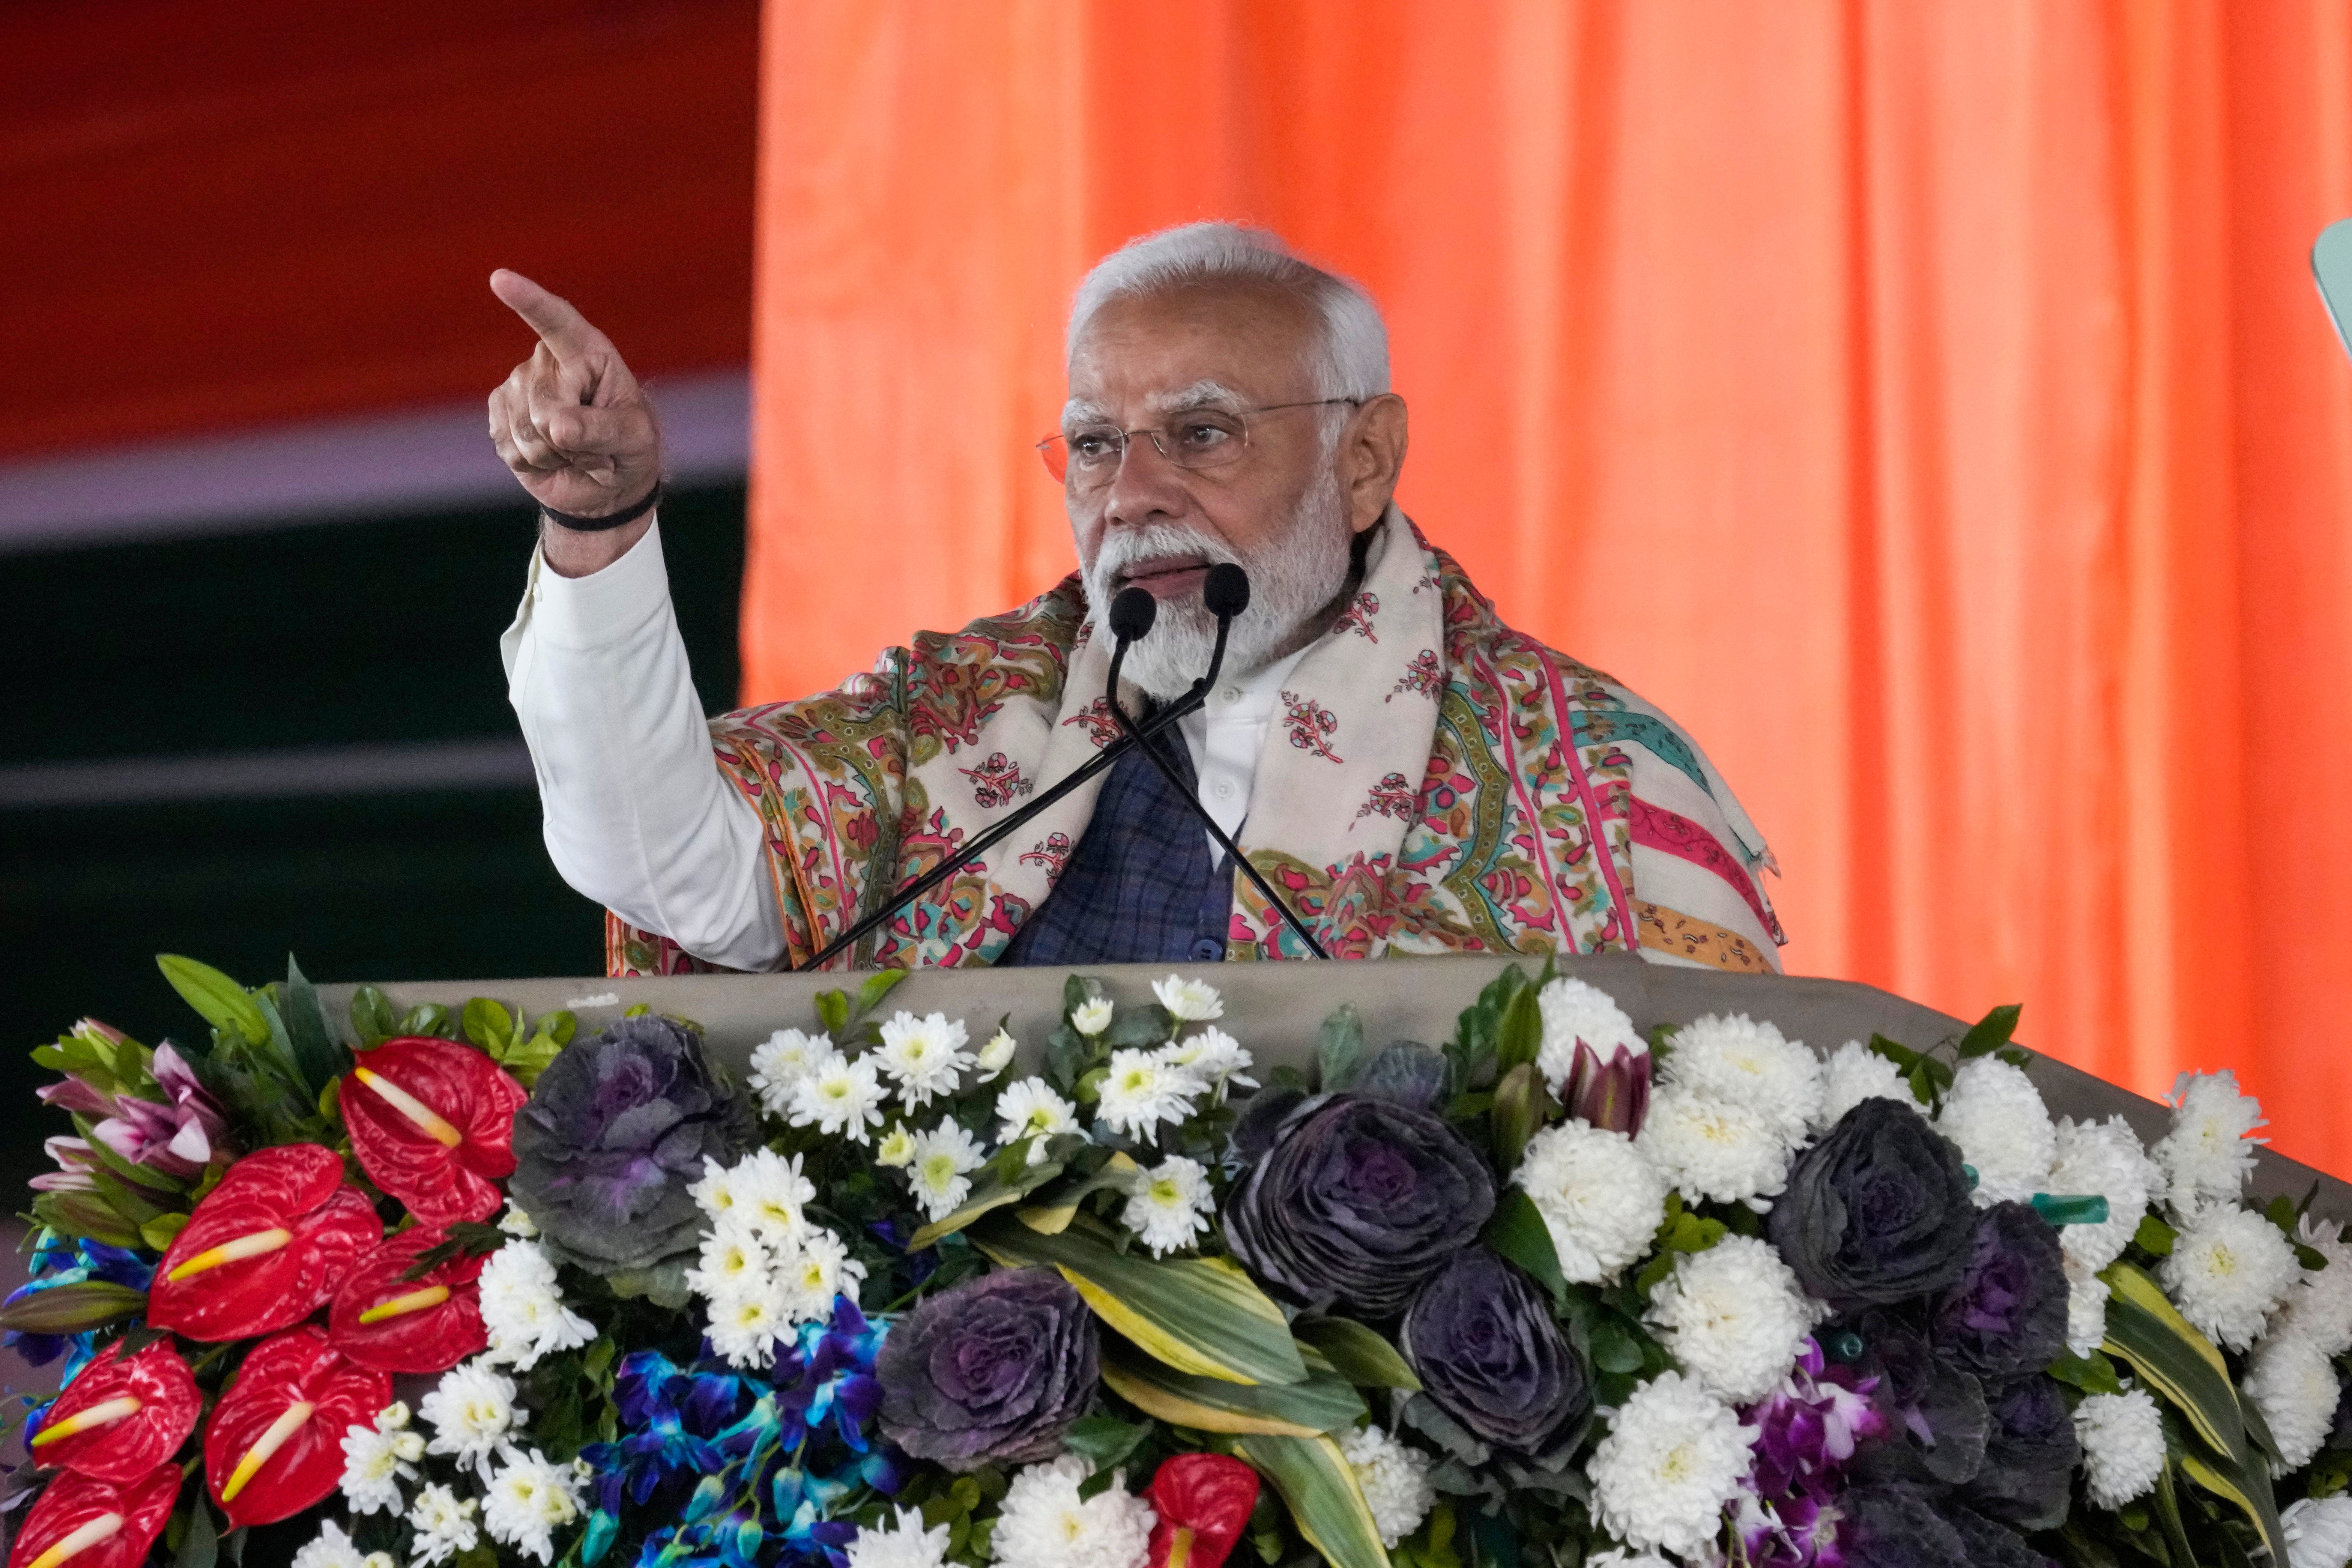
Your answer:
[1101,589,1331,960]
[794,604,1238,972]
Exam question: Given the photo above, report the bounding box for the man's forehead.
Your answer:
[1065,281,1317,410]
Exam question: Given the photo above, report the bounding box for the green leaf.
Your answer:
[1103,1347,1366,1436]
[2134,1214,2179,1257]
[1294,1318,1421,1391]
[395,1003,452,1039]
[175,1499,218,1568]
[282,957,350,1097]
[2048,1348,2126,1397]
[1489,1062,1549,1170]
[1481,1188,1567,1308]
[1494,983,1543,1075]
[89,1168,170,1225]
[463,998,517,1054]
[157,955,269,1046]
[852,968,909,1021]
[904,1159,1068,1250]
[1061,1414,1151,1472]
[497,1018,567,1088]
[975,1215,1308,1386]
[814,990,851,1036]
[141,1212,190,1252]
[1231,1433,1392,1568]
[349,986,397,1047]
[0,1279,147,1333]
[1866,1033,1922,1071]
[2100,1261,2286,1566]
[1319,1004,1366,1092]
[31,1191,143,1251]
[1957,1004,2023,1059]
[1589,1315,1646,1375]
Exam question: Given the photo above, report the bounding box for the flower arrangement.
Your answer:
[5,955,2351,1568]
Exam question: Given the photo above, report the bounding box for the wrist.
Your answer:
[541,479,664,532]
[539,510,656,579]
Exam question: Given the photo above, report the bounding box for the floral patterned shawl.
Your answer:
[608,508,1784,977]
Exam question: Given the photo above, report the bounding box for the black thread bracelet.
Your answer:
[541,481,664,533]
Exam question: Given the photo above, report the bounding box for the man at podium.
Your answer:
[492,224,1784,977]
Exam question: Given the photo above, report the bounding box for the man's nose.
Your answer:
[1100,429,1192,527]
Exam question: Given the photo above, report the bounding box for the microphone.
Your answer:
[1103,566,1331,959]
[797,575,1228,971]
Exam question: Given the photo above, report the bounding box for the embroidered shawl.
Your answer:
[607,509,1784,977]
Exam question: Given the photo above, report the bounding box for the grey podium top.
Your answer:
[322,951,2348,1216]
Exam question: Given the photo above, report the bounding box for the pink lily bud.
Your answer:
[150,1045,232,1150]
[29,1138,101,1193]
[74,1019,129,1046]
[90,1101,208,1181]
[1558,1039,1652,1135]
[37,1077,121,1119]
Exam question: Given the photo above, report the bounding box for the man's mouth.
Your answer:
[1115,555,1213,598]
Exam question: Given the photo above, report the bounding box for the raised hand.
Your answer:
[486,270,663,523]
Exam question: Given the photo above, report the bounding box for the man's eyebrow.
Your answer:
[1060,397,1114,427]
[1145,380,1247,416]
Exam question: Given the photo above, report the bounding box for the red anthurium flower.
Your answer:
[27,1341,199,1482]
[341,1037,527,1227]
[147,1144,379,1343]
[7,1464,181,1568]
[204,1324,391,1530]
[1145,1453,1261,1568]
[327,1226,489,1374]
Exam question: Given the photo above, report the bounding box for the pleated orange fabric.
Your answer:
[746,1,2352,1171]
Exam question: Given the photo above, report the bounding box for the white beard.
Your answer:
[1081,475,1356,701]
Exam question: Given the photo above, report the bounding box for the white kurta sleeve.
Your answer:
[499,519,786,971]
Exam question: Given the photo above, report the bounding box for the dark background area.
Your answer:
[0,486,745,1197]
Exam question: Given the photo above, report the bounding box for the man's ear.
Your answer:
[1343,394,1410,534]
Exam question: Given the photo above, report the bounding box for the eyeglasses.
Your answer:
[1037,398,1360,486]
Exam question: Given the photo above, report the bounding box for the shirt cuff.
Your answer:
[523,514,672,651]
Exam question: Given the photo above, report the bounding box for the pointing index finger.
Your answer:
[490,268,601,363]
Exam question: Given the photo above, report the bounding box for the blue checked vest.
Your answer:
[999,723,1238,966]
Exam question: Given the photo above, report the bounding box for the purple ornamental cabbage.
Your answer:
[1769,1100,1976,1309]
[1400,1247,1588,1466]
[1958,1376,2079,1531]
[1841,1314,1990,1489]
[509,1015,757,1281]
[1838,1484,1969,1568]
[876,1269,1098,1471]
[1931,1203,2069,1380]
[1225,1094,1495,1319]
[1946,1506,2056,1568]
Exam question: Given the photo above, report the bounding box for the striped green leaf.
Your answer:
[1101,1347,1365,1437]
[975,1215,1306,1386]
[1231,1433,1392,1568]
[906,1158,1067,1251]
[2100,1261,2286,1565]
[1294,1318,1421,1391]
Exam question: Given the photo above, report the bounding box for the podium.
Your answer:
[323,949,2349,1213]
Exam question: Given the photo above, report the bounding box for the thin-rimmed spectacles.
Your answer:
[1037,398,1360,486]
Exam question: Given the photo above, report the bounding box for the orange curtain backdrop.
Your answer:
[747,0,2352,1171]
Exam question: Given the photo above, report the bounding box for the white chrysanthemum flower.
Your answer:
[2074,1387,2165,1508]
[1585,1551,1677,1568]
[992,1455,1156,1568]
[338,1402,425,1515]
[777,1228,867,1323]
[876,1124,917,1168]
[482,1446,585,1565]
[1637,1084,1791,1206]
[1338,1424,1435,1548]
[1124,1156,1214,1257]
[1152,974,1225,1022]
[2160,1206,2302,1350]
[1815,1041,1914,1129]
[688,1156,744,1221]
[749,1027,831,1118]
[1071,997,1115,1037]
[876,1011,972,1108]
[1534,977,1645,1091]
[1515,1121,1667,1284]
[2245,1333,2341,1474]
[975,1029,1019,1082]
[736,1148,817,1242]
[477,1240,596,1371]
[909,1119,987,1221]
[1644,1235,1818,1403]
[1934,1058,2056,1207]
[407,1482,481,1568]
[2048,1115,2165,1272]
[706,1279,791,1369]
[1095,1049,1200,1146]
[2065,1255,2112,1357]
[1154,1027,1256,1097]
[791,1050,887,1144]
[2156,1070,2268,1217]
[497,1205,539,1238]
[1587,1371,1754,1557]
[995,1078,1084,1164]
[1663,1014,1823,1142]
[292,1520,383,1568]
[2283,1496,2352,1568]
[846,1505,953,1568]
[2275,1216,2352,1358]
[685,1214,771,1302]
[419,1361,523,1480]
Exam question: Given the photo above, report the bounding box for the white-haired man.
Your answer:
[494,224,1783,975]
